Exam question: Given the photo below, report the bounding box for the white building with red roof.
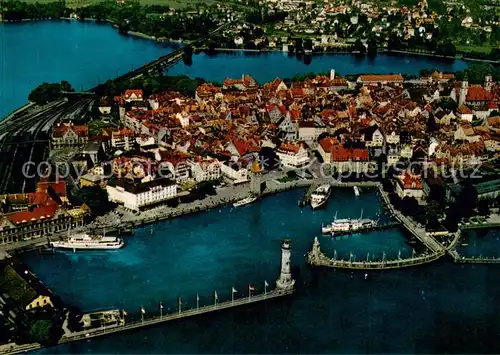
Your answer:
[51,123,89,149]
[188,158,221,182]
[456,105,473,122]
[111,128,135,151]
[124,89,144,103]
[276,142,309,168]
[223,75,258,91]
[396,169,424,199]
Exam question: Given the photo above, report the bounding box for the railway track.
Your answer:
[0,98,95,194]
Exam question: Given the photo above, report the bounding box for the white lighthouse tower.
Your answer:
[276,239,295,291]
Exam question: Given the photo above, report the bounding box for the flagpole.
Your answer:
[264,281,267,296]
[178,297,181,314]
[160,302,163,320]
[196,294,199,311]
[141,307,144,323]
[231,287,234,303]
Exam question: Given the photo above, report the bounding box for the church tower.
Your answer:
[276,239,295,291]
[250,159,262,195]
[458,73,468,107]
[485,74,493,92]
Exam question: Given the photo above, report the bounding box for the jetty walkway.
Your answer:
[2,239,297,355]
[449,249,500,264]
[60,289,293,345]
[307,237,445,270]
[378,185,445,254]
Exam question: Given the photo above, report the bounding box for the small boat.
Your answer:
[233,196,258,207]
[353,186,360,196]
[38,246,55,254]
[310,185,332,210]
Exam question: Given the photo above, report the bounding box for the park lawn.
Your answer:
[455,44,495,54]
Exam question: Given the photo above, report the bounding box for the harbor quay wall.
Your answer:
[1,179,379,253]
[109,180,380,230]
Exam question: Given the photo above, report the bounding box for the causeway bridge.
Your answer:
[307,237,445,270]
[89,20,238,91]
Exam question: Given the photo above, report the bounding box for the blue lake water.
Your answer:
[0,20,469,119]
[21,189,500,354]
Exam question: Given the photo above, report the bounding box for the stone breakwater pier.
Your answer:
[307,237,446,270]
[307,183,448,270]
[2,240,296,355]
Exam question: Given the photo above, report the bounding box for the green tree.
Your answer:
[367,37,377,58]
[353,39,366,55]
[72,186,113,216]
[436,41,456,57]
[29,320,52,345]
[28,81,74,105]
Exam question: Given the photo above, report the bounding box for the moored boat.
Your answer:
[310,184,332,210]
[233,196,258,207]
[51,233,124,250]
[321,210,377,235]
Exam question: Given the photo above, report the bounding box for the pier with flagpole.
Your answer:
[36,239,297,353]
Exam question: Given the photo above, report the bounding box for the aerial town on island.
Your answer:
[0,66,499,350]
[0,0,500,350]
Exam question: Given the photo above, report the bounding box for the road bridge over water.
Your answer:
[89,20,238,91]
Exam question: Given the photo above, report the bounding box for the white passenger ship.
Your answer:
[310,185,332,210]
[51,233,124,250]
[321,210,377,235]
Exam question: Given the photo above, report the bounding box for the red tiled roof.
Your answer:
[331,146,369,162]
[359,74,404,82]
[37,180,67,197]
[7,204,58,225]
[113,128,135,137]
[466,86,494,102]
[52,124,88,138]
[398,170,423,190]
[488,101,498,109]
[457,105,472,115]
[243,75,258,88]
[278,143,301,154]
[319,137,340,152]
[124,89,143,99]
[291,88,307,98]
